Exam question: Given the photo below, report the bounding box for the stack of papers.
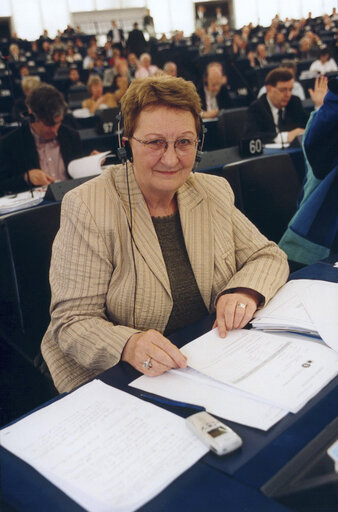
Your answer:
[131,324,338,430]
[131,364,288,431]
[0,380,208,512]
[131,280,338,431]
[0,188,45,215]
[251,279,338,352]
[68,151,111,179]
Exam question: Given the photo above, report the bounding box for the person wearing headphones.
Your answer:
[41,75,288,393]
[0,83,83,196]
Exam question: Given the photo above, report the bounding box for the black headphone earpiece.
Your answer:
[19,111,36,124]
[116,111,133,163]
[194,119,207,169]
[123,139,133,162]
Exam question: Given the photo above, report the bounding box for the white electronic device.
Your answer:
[186,411,243,456]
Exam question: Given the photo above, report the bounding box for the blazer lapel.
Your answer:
[262,95,276,133]
[114,165,171,295]
[177,175,214,310]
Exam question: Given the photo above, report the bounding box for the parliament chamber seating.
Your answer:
[0,203,61,366]
[217,107,248,148]
[222,152,306,243]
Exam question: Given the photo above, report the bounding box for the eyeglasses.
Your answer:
[274,87,293,94]
[131,136,199,154]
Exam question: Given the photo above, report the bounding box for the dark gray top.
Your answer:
[152,211,208,336]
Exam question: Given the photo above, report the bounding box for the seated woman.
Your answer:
[42,75,289,393]
[82,74,127,114]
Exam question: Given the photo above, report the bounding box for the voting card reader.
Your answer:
[186,411,242,456]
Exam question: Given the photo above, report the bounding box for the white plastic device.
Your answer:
[186,411,242,456]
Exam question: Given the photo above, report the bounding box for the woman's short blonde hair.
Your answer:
[120,75,202,137]
[87,74,103,92]
[22,76,41,96]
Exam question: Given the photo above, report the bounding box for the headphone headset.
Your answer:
[19,111,36,123]
[116,111,206,168]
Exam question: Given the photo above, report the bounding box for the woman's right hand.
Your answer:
[121,329,187,376]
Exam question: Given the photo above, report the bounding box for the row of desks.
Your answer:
[1,258,338,511]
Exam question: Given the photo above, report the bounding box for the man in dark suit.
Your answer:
[0,84,83,196]
[199,63,234,119]
[106,20,125,53]
[127,22,147,57]
[243,68,309,144]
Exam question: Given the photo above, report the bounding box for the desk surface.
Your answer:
[1,260,337,512]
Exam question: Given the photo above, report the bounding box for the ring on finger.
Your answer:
[236,302,246,309]
[143,357,152,369]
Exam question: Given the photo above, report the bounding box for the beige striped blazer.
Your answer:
[41,164,289,393]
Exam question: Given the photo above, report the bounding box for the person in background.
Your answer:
[66,44,82,64]
[271,32,291,55]
[258,61,305,101]
[103,49,131,87]
[255,44,269,67]
[127,52,139,79]
[143,9,155,37]
[309,46,338,75]
[127,22,147,57]
[107,20,125,53]
[199,63,233,119]
[7,43,21,63]
[215,6,228,26]
[30,40,39,60]
[11,76,41,122]
[279,76,337,269]
[0,84,83,195]
[56,51,69,70]
[41,75,288,393]
[82,75,127,114]
[163,61,178,77]
[74,37,87,59]
[195,5,208,30]
[83,47,96,71]
[18,63,30,78]
[298,37,318,60]
[135,53,159,78]
[38,40,52,62]
[244,68,313,144]
[65,66,84,99]
[92,54,106,78]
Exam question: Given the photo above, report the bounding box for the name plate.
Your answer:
[239,137,263,157]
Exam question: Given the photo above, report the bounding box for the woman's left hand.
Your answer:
[213,288,262,337]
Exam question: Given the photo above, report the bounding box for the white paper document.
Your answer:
[68,151,111,179]
[296,280,338,352]
[130,367,287,431]
[0,188,45,214]
[180,328,338,413]
[252,279,338,351]
[0,380,208,512]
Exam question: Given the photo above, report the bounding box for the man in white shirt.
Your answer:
[244,68,326,144]
[258,60,306,101]
[135,53,159,79]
